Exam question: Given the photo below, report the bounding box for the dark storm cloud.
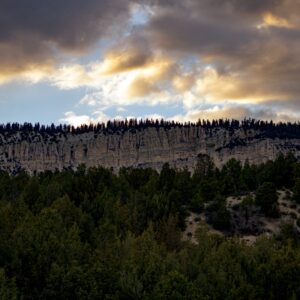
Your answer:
[136,0,300,103]
[146,14,260,56]
[0,0,132,74]
[145,0,290,56]
[202,0,282,14]
[2,0,300,110]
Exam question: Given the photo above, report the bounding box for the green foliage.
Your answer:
[0,153,299,298]
[159,163,175,192]
[255,182,278,217]
[242,195,255,207]
[152,271,190,299]
[200,179,219,201]
[0,269,17,300]
[190,192,205,213]
[207,195,231,230]
[221,159,242,195]
[277,222,299,246]
[292,178,300,203]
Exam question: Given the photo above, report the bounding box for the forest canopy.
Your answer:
[0,153,300,299]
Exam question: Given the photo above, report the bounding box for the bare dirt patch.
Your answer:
[183,190,300,245]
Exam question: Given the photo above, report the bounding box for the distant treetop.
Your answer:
[1,118,300,138]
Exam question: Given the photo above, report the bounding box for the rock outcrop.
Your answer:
[1,125,300,174]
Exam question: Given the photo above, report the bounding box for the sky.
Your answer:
[0,0,300,126]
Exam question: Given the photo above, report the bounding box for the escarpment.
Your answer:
[1,123,300,174]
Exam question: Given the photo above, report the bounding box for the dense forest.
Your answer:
[1,119,300,139]
[1,153,300,299]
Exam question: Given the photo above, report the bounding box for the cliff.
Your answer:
[1,124,300,174]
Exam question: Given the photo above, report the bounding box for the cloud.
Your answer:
[0,0,133,82]
[98,39,153,75]
[172,106,252,123]
[137,0,300,106]
[48,51,181,107]
[2,0,300,123]
[49,64,92,90]
[259,12,294,28]
[62,101,300,128]
[172,74,196,93]
[172,104,300,124]
[61,111,110,127]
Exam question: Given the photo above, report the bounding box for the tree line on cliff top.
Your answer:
[1,153,300,298]
[1,119,300,138]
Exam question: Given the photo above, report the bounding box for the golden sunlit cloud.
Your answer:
[99,50,152,75]
[46,52,178,107]
[0,64,54,85]
[196,68,243,101]
[172,74,195,92]
[123,58,175,97]
[172,105,300,124]
[173,106,250,123]
[195,67,289,105]
[257,12,294,29]
[126,77,159,97]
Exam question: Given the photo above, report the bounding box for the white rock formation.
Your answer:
[0,126,299,174]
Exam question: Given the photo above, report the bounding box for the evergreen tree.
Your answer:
[256,182,278,217]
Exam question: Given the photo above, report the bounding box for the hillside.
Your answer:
[1,119,300,174]
[1,154,300,298]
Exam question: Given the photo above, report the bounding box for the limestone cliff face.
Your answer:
[0,126,300,174]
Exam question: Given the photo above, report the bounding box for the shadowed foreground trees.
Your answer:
[0,154,300,298]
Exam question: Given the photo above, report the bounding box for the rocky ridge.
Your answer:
[1,125,300,174]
